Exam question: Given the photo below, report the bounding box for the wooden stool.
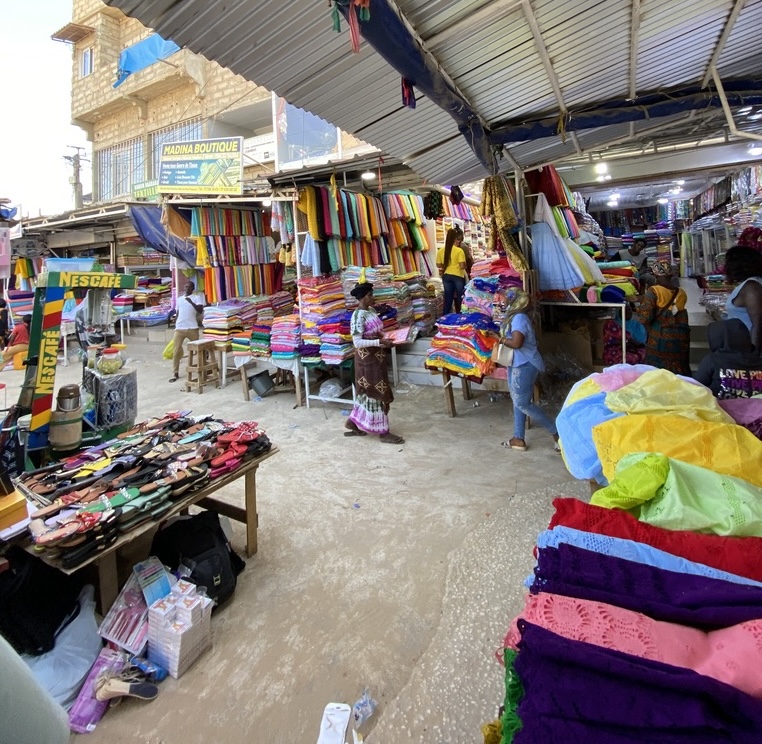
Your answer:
[185,340,220,394]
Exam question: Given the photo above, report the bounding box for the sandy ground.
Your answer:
[5,331,576,743]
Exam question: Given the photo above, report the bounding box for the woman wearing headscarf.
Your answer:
[496,289,559,452]
[436,226,467,314]
[344,282,405,444]
[635,260,690,374]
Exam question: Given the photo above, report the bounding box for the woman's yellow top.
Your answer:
[436,245,467,279]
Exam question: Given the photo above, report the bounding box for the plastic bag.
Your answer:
[162,338,174,360]
[318,379,343,400]
[352,688,377,728]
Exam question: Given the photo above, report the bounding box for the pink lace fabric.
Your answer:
[506,592,762,700]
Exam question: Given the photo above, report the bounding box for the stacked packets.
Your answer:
[318,311,353,364]
[425,313,499,378]
[270,314,301,362]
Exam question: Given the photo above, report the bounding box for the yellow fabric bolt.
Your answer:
[592,414,762,487]
[605,369,733,424]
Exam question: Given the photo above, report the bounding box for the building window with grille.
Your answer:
[94,138,144,202]
[149,118,203,179]
[80,47,94,78]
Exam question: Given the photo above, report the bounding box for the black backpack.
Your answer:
[150,512,245,607]
[0,546,82,655]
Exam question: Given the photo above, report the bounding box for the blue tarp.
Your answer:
[128,205,195,265]
[113,33,181,88]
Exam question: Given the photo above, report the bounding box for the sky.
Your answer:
[0,1,92,218]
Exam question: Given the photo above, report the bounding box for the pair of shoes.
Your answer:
[95,669,159,703]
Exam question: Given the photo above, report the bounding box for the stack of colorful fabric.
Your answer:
[112,294,134,316]
[250,301,274,357]
[299,277,346,363]
[318,311,353,364]
[470,256,521,280]
[493,365,762,743]
[201,301,245,346]
[425,313,498,379]
[370,281,413,327]
[7,290,35,319]
[270,314,301,363]
[342,265,395,307]
[270,290,294,316]
[231,330,253,357]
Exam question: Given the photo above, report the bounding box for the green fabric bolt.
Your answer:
[500,648,524,744]
[591,451,762,537]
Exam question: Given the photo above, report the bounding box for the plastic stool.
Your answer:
[12,353,25,371]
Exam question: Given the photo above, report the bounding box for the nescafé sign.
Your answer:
[158,137,244,195]
[46,272,137,289]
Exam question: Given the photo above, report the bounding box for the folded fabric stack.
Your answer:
[299,277,346,363]
[7,290,35,319]
[493,366,762,743]
[374,303,398,333]
[250,303,273,357]
[463,277,500,318]
[342,265,395,308]
[425,312,498,378]
[471,256,521,280]
[270,314,301,362]
[231,330,253,357]
[394,273,438,335]
[371,281,413,328]
[318,311,353,364]
[112,294,134,316]
[202,301,244,347]
[270,290,294,317]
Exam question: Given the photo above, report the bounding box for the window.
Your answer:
[148,118,203,179]
[80,47,94,78]
[94,138,144,202]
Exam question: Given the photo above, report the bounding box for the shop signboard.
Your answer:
[132,179,160,201]
[158,137,243,195]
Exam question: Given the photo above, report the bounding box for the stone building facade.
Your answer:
[58,0,274,203]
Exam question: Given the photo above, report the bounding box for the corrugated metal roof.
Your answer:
[107,0,762,183]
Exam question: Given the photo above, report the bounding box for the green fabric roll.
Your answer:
[500,648,524,744]
[591,451,762,536]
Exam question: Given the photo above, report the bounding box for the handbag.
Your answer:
[491,342,514,367]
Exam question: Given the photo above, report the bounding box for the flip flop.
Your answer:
[380,433,405,445]
[29,519,80,546]
[343,429,366,437]
[501,439,527,451]
[209,457,242,479]
[209,443,247,468]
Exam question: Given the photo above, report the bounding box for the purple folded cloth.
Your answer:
[512,621,762,743]
[531,543,762,629]
[719,397,762,425]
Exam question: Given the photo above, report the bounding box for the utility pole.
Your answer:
[64,146,88,210]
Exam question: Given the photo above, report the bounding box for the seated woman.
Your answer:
[602,303,647,366]
[635,261,690,375]
[695,319,762,398]
[1,314,31,364]
[724,246,762,354]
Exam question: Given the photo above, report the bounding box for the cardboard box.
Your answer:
[539,332,593,369]
[0,491,27,531]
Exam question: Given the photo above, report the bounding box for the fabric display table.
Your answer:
[15,412,277,612]
[492,365,762,742]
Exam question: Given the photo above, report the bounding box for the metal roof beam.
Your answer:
[701,0,747,87]
[710,65,762,142]
[521,0,582,155]
[628,0,642,138]
[424,0,524,48]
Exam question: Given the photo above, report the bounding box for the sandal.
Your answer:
[168,375,179,383]
[380,433,405,445]
[344,421,366,437]
[502,438,527,451]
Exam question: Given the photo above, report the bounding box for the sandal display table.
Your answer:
[24,447,278,612]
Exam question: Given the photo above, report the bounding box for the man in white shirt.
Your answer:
[169,281,206,382]
[618,238,648,271]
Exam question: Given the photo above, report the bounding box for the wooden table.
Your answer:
[25,447,278,612]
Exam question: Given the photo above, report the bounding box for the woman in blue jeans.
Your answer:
[496,290,559,451]
[436,226,468,315]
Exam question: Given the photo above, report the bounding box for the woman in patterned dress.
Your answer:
[635,260,690,375]
[344,282,405,444]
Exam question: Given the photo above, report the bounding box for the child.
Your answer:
[603,303,646,366]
